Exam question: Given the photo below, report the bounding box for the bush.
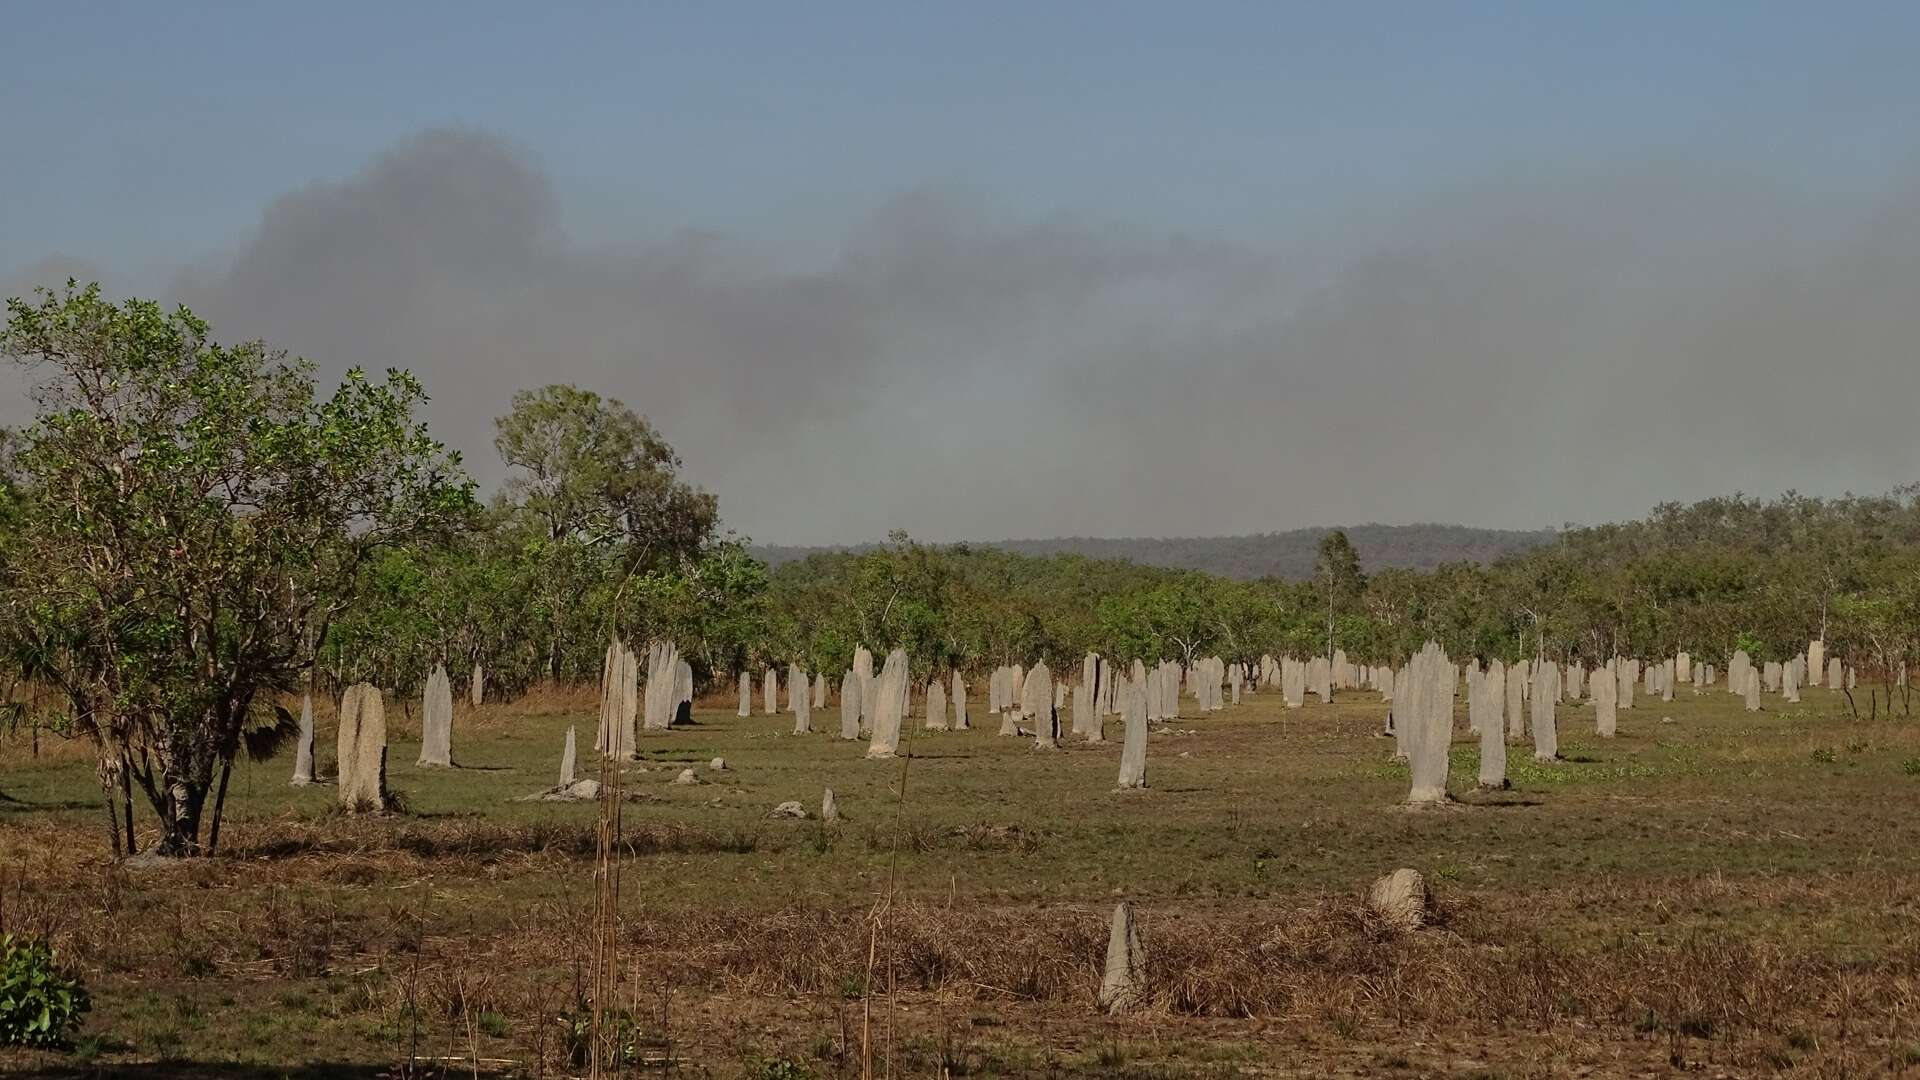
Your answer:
[556,1001,638,1068]
[0,935,91,1049]
[748,1058,817,1080]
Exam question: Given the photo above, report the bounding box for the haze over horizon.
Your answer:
[6,4,1920,546]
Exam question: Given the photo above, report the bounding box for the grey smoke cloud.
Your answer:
[14,130,1920,545]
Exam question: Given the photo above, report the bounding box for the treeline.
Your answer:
[7,297,1917,708]
[756,488,1920,685]
[321,471,1920,697]
[754,522,1559,581]
[3,284,1918,854]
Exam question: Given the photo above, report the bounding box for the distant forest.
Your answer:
[752,523,1560,581]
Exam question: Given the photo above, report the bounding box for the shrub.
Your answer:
[0,935,91,1049]
[748,1058,817,1080]
[556,1001,638,1068]
[476,1010,511,1038]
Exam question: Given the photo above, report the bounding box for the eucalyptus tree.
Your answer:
[1315,530,1366,662]
[1113,573,1217,667]
[626,538,768,689]
[1,282,472,855]
[493,384,718,677]
[846,532,955,676]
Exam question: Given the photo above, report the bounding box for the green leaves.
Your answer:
[2,282,474,854]
[0,934,90,1049]
[492,384,716,561]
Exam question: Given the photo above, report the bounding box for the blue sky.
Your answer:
[8,2,1914,278]
[5,4,1920,543]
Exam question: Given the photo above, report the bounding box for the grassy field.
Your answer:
[4,678,1920,1077]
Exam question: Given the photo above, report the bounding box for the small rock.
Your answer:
[530,778,601,802]
[1661,716,1676,724]
[709,757,727,770]
[672,768,699,785]
[769,800,808,819]
[822,788,839,822]
[1367,868,1429,932]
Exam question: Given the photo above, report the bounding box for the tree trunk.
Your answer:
[120,758,137,856]
[169,782,207,855]
[206,759,234,857]
[97,765,123,858]
[151,778,211,857]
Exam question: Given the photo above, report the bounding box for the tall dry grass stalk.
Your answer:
[589,730,625,1076]
[862,708,918,1080]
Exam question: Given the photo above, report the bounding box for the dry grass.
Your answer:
[5,682,1920,1075]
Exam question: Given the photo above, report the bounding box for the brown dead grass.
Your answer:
[7,843,1920,1076]
[8,684,1920,1076]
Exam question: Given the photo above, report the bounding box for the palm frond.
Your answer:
[243,703,301,763]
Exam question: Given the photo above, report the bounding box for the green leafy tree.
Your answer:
[1315,530,1366,660]
[845,532,953,676]
[1108,574,1217,666]
[1,282,472,856]
[492,385,718,677]
[494,384,717,556]
[627,538,769,685]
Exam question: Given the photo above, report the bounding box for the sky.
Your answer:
[5,3,1920,545]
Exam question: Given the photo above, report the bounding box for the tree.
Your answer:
[493,385,717,676]
[1,283,472,856]
[1315,530,1367,661]
[845,532,953,675]
[1108,574,1218,666]
[494,384,716,560]
[0,428,30,787]
[626,538,768,686]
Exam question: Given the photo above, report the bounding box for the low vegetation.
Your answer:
[0,934,90,1050]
